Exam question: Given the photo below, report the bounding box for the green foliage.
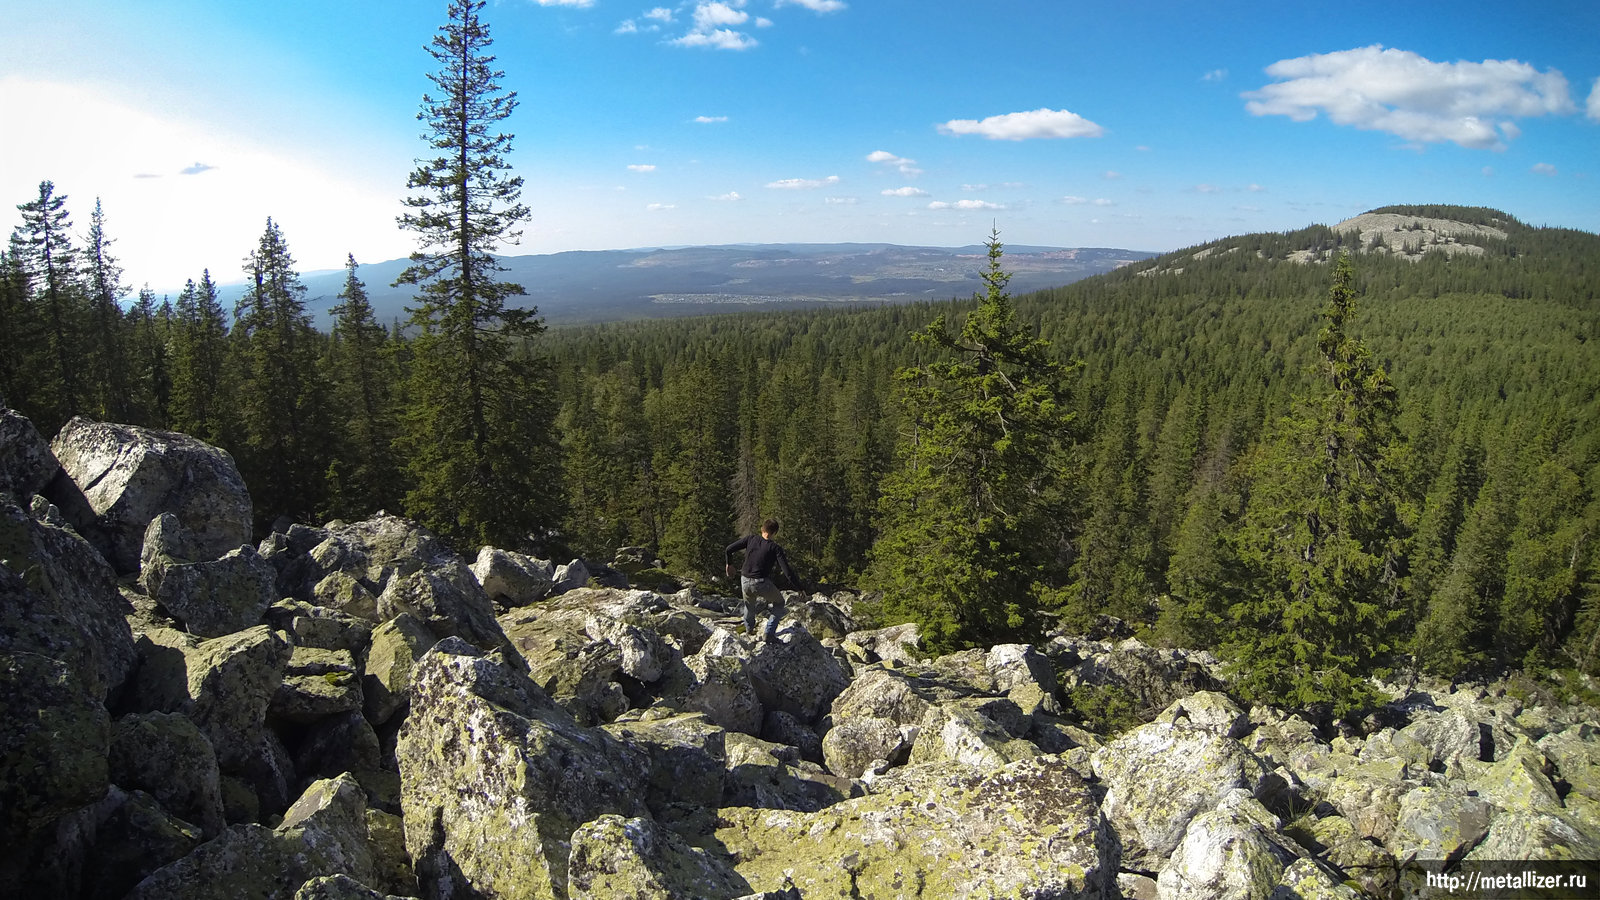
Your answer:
[1214,255,1410,715]
[8,181,86,433]
[233,219,333,530]
[325,255,404,520]
[169,271,232,445]
[1065,683,1144,735]
[862,232,1077,653]
[394,0,563,552]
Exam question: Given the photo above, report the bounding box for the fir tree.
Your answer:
[169,271,231,444]
[1221,254,1409,715]
[395,0,562,551]
[863,231,1077,652]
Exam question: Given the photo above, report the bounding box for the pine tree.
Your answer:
[326,255,403,519]
[125,286,172,426]
[395,0,562,551]
[1221,254,1409,715]
[0,244,32,406]
[863,231,1077,652]
[82,198,130,421]
[234,219,332,529]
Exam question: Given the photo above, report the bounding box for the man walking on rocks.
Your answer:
[725,518,805,641]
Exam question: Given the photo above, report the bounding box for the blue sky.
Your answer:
[3,0,1597,291]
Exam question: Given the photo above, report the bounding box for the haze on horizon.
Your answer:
[2,0,1597,292]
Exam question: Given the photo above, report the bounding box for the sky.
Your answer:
[2,0,1597,292]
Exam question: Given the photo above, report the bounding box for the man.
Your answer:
[725,518,805,641]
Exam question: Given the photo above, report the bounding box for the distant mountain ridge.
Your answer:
[289,242,1157,327]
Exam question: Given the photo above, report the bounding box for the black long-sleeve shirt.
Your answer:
[725,534,801,587]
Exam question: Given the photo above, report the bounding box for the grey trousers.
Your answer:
[740,576,785,639]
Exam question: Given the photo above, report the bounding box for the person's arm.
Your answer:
[724,536,748,577]
[776,546,803,593]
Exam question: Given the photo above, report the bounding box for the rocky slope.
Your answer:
[2,405,1598,899]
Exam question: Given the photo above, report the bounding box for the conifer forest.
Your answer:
[4,0,1598,717]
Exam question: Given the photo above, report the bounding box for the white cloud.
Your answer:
[711,191,743,201]
[1196,184,1221,193]
[937,107,1104,141]
[670,1,759,49]
[929,199,1003,210]
[866,149,922,176]
[1203,68,1228,82]
[1589,78,1600,121]
[1247,183,1266,192]
[627,164,657,172]
[1061,195,1087,205]
[532,0,594,6]
[1103,171,1121,180]
[766,175,840,189]
[693,115,728,124]
[1093,198,1115,206]
[776,0,847,11]
[1482,166,1495,177]
[755,17,773,27]
[646,203,675,211]
[1532,162,1558,176]
[645,7,675,21]
[1243,44,1576,150]
[882,187,928,197]
[615,19,640,33]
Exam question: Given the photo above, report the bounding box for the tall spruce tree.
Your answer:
[327,254,402,519]
[1220,254,1409,715]
[12,181,84,431]
[169,271,231,445]
[235,219,331,529]
[863,232,1077,652]
[395,0,562,551]
[82,198,131,421]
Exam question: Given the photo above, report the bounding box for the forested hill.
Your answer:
[547,205,1600,692]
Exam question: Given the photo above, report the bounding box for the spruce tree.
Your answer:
[1221,254,1409,715]
[326,254,402,518]
[11,181,84,431]
[863,231,1077,652]
[82,198,130,421]
[234,219,331,529]
[395,0,561,551]
[169,271,231,444]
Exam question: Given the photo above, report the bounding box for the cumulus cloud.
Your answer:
[646,203,676,211]
[1195,183,1221,193]
[1203,69,1228,82]
[929,199,1003,210]
[693,115,728,124]
[825,196,858,205]
[766,175,840,189]
[627,164,657,172]
[615,19,640,33]
[882,186,928,197]
[645,7,674,21]
[866,150,921,176]
[1532,162,1558,176]
[1243,44,1576,150]
[938,107,1104,141]
[776,0,847,11]
[1093,198,1115,206]
[670,1,759,49]
[711,191,743,201]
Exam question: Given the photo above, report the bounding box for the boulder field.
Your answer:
[3,407,1598,899]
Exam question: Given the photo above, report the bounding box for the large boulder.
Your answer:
[0,500,137,701]
[679,652,764,736]
[124,773,376,900]
[471,546,553,607]
[746,628,851,725]
[714,755,1116,898]
[1156,790,1298,900]
[376,561,509,653]
[566,814,748,900]
[50,417,252,574]
[271,647,364,724]
[1050,634,1224,721]
[397,637,649,900]
[0,651,110,868]
[601,712,727,819]
[0,404,60,500]
[108,711,227,838]
[141,544,278,639]
[1092,720,1272,869]
[361,613,436,726]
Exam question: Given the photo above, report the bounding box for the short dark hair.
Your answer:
[762,518,780,535]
